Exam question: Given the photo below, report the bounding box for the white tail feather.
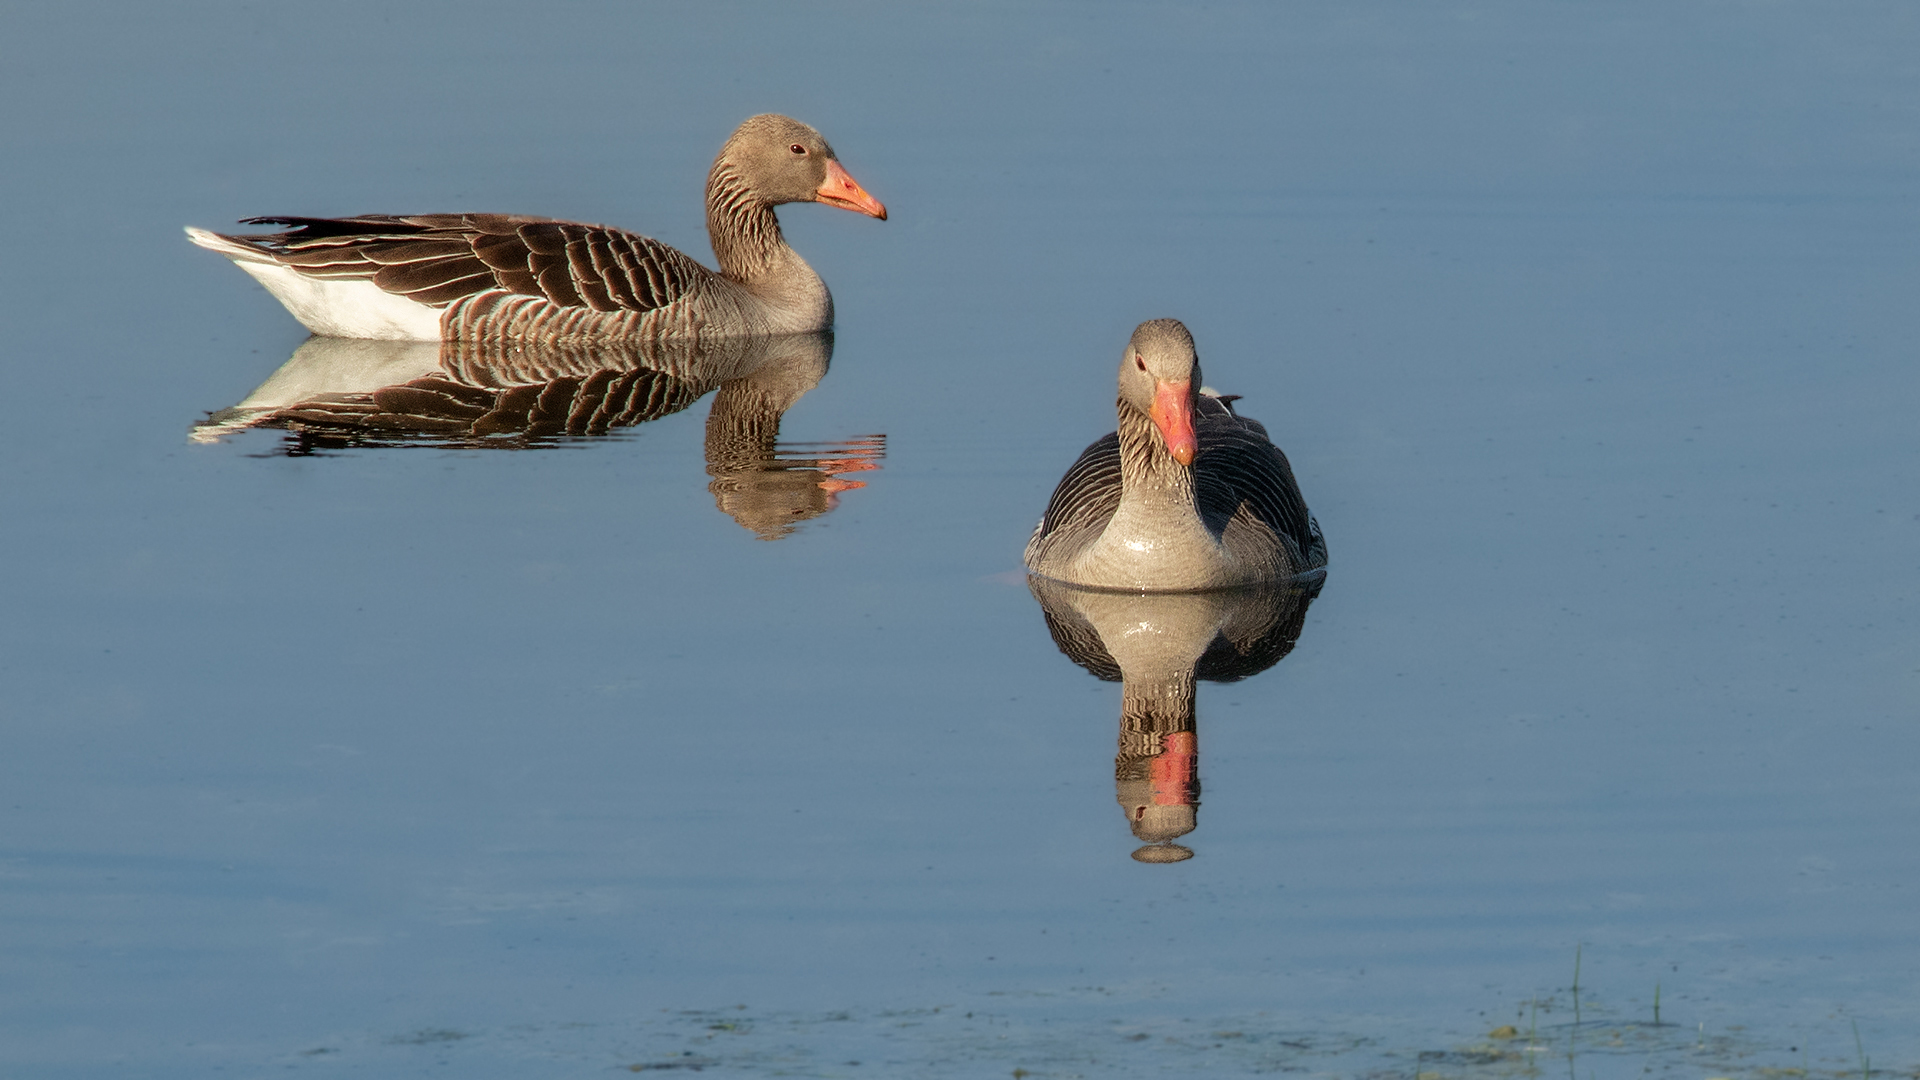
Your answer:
[185,225,272,262]
[185,225,445,340]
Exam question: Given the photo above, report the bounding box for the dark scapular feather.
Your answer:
[1190,402,1320,560]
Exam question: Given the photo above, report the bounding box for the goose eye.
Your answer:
[789,143,807,155]
[1135,354,1147,371]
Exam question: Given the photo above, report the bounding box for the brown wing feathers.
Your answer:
[1192,414,1318,558]
[1038,432,1124,540]
[224,215,701,313]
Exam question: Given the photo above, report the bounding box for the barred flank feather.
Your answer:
[203,215,707,323]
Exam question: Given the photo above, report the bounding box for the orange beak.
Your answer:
[816,160,887,219]
[1150,379,1197,466]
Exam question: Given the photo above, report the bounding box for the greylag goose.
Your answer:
[1028,575,1322,862]
[186,114,886,342]
[1024,319,1327,592]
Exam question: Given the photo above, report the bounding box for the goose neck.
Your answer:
[1117,400,1197,509]
[705,161,792,284]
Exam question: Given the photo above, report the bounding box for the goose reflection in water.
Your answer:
[192,330,882,539]
[1028,573,1322,863]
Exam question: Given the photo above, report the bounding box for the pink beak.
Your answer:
[816,160,888,220]
[1150,379,1197,466]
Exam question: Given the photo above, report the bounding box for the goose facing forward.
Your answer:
[1024,319,1327,592]
[186,114,886,342]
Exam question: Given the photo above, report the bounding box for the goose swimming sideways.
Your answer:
[186,114,886,342]
[1024,319,1327,592]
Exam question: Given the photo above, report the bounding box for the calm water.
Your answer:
[2,3,1917,1076]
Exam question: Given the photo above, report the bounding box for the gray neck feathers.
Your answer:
[1117,399,1196,509]
[705,160,787,283]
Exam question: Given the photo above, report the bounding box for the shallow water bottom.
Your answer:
[129,988,1864,1080]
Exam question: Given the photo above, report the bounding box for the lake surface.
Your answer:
[2,3,1916,1076]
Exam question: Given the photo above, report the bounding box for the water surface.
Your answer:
[1,3,1916,1076]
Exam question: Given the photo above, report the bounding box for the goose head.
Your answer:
[716,114,887,220]
[1118,318,1201,466]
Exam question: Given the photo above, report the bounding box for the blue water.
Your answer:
[2,3,1916,1076]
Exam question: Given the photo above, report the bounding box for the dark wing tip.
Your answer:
[234,216,431,239]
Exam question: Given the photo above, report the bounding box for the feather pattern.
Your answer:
[270,368,706,440]
[215,214,708,327]
[1188,398,1323,566]
[1033,430,1125,563]
[199,329,830,448]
